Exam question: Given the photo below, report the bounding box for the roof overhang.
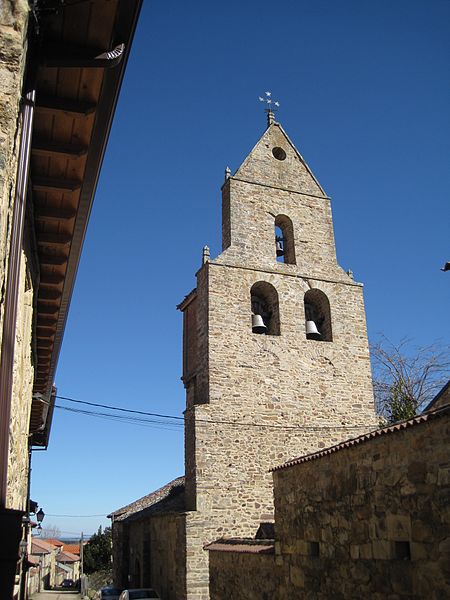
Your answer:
[28,0,142,445]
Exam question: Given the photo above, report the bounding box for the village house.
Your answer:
[56,549,81,583]
[28,537,81,593]
[29,538,58,591]
[110,111,379,598]
[0,2,142,597]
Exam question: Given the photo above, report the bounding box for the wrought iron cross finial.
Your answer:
[258,91,280,126]
[258,91,280,110]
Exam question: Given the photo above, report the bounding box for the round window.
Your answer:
[272,147,286,161]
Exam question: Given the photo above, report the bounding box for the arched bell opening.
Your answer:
[274,215,296,265]
[304,289,332,342]
[250,281,280,336]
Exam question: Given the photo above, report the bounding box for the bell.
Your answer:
[276,239,284,257]
[305,320,321,340]
[252,314,267,334]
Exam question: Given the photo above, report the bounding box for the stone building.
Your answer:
[111,112,377,598]
[0,2,142,597]
[208,402,450,599]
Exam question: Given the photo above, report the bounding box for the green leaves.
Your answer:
[83,526,112,574]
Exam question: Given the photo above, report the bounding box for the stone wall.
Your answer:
[272,408,450,599]
[0,1,37,512]
[209,546,281,600]
[0,0,29,350]
[7,246,36,510]
[123,513,186,600]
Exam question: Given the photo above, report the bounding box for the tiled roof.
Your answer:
[44,538,64,547]
[205,538,275,555]
[108,476,185,522]
[57,550,79,563]
[63,543,80,555]
[31,538,57,554]
[271,403,450,472]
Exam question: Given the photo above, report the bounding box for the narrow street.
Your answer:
[30,592,81,600]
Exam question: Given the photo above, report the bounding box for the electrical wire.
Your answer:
[45,513,106,518]
[55,405,182,431]
[55,395,377,431]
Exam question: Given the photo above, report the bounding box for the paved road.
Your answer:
[30,591,81,600]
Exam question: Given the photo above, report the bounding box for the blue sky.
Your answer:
[31,0,450,538]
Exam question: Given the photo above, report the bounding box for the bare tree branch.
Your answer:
[370,336,450,423]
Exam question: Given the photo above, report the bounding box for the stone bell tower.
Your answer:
[178,111,377,598]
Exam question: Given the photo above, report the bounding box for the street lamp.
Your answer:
[36,508,45,530]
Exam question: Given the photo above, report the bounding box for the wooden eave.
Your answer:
[29,0,142,445]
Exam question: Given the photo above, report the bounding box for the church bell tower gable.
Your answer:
[219,121,341,279]
[234,122,325,196]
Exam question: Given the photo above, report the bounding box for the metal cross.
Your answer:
[258,91,280,112]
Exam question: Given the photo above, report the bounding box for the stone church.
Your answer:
[110,111,377,599]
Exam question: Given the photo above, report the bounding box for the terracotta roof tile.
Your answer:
[31,538,57,553]
[63,543,80,555]
[57,550,79,563]
[44,538,64,547]
[271,404,450,472]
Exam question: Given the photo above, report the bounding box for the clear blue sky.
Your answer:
[31,0,450,538]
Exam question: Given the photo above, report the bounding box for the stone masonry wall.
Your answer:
[181,121,377,598]
[126,513,186,600]
[7,248,35,510]
[0,0,29,350]
[0,2,37,512]
[273,411,450,599]
[209,550,282,600]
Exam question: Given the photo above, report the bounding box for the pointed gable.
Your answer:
[234,122,326,197]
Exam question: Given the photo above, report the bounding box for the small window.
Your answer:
[274,215,296,265]
[304,289,332,342]
[250,281,280,336]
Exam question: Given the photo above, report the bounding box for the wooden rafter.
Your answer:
[33,176,82,193]
[32,140,88,159]
[36,96,96,117]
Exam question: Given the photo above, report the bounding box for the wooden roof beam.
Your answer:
[33,176,82,193]
[36,207,77,222]
[32,139,88,159]
[38,289,62,302]
[37,303,60,315]
[36,96,96,117]
[39,254,68,267]
[37,339,53,349]
[37,233,72,247]
[39,273,65,286]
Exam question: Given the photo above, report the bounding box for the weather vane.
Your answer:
[258,91,280,112]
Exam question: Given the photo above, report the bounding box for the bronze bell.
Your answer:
[276,237,284,257]
[252,314,267,334]
[305,320,321,340]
